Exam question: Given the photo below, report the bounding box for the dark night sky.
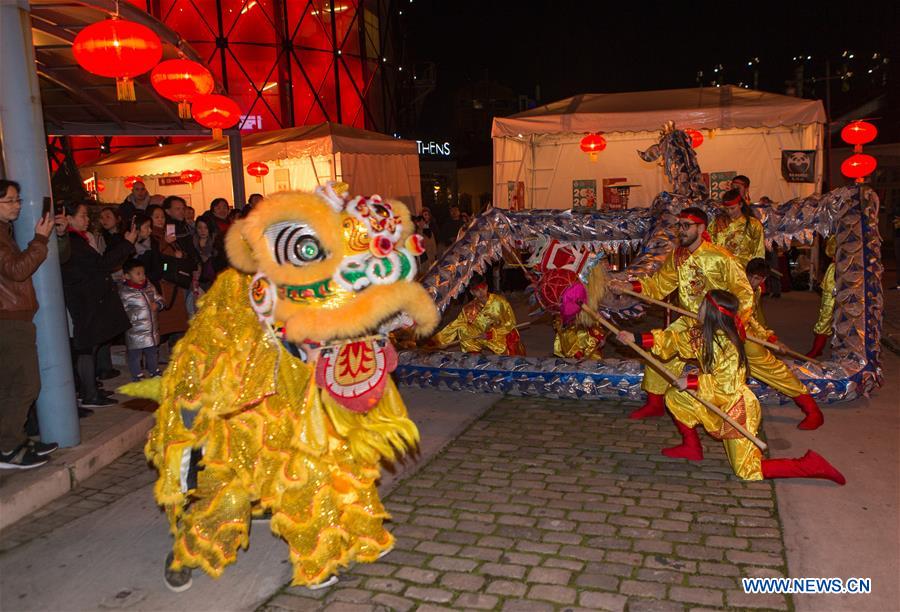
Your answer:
[404,0,899,137]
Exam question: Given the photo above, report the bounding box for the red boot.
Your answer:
[761,450,846,485]
[793,394,824,430]
[661,418,704,461]
[806,333,830,358]
[629,393,666,419]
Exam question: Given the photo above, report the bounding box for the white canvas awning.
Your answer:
[492,86,826,209]
[80,123,422,212]
[492,86,825,137]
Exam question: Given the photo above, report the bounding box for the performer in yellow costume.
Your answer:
[708,188,765,269]
[122,184,439,592]
[745,257,772,330]
[609,207,823,430]
[553,316,604,359]
[429,277,526,355]
[617,289,844,484]
[807,236,836,358]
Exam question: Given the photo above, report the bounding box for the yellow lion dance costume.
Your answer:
[123,184,439,589]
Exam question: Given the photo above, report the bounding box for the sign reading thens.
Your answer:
[417,140,452,157]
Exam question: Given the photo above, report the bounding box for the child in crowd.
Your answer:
[119,258,165,381]
[617,289,844,484]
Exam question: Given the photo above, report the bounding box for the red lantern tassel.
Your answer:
[116,77,136,102]
[178,101,192,119]
[212,128,223,140]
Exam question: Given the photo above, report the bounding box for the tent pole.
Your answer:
[228,131,246,208]
[0,0,79,446]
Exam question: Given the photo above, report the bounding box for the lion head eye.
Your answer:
[265,222,326,266]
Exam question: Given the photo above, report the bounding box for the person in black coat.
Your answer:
[60,202,137,407]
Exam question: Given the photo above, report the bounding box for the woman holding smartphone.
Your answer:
[141,204,191,351]
[59,202,137,408]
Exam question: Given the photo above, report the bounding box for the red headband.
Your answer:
[677,212,711,242]
[722,195,743,207]
[678,212,706,225]
[705,293,746,341]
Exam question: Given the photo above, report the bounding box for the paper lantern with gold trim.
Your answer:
[247,162,269,183]
[579,133,606,162]
[72,18,163,101]
[151,59,215,119]
[192,94,241,139]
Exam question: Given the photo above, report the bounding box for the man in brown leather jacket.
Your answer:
[0,179,61,469]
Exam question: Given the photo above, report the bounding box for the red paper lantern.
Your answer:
[247,162,270,183]
[72,18,163,102]
[580,133,607,162]
[685,128,704,148]
[840,121,877,149]
[151,59,215,119]
[192,94,241,139]
[180,169,202,186]
[124,176,142,190]
[840,154,877,183]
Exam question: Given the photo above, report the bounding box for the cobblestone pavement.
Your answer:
[0,448,153,554]
[260,398,791,612]
[0,397,792,611]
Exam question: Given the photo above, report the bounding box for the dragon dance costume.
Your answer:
[430,291,526,355]
[123,185,439,588]
[628,216,822,429]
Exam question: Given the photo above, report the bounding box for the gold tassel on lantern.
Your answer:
[178,101,192,119]
[116,77,137,102]
[212,128,223,140]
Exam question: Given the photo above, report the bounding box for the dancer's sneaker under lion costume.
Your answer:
[122,184,439,590]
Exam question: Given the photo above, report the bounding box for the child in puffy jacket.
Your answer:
[118,258,165,381]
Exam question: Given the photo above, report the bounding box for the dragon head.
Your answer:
[225,184,439,413]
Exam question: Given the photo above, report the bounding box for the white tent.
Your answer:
[80,123,422,213]
[492,86,826,209]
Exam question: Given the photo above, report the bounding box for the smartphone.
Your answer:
[166,224,176,238]
[41,196,52,218]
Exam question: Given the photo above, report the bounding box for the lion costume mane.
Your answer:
[123,184,439,586]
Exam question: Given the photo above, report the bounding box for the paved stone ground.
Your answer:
[0,448,153,554]
[259,398,791,612]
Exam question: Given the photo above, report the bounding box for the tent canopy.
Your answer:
[492,87,826,209]
[87,122,417,177]
[80,122,422,212]
[493,86,826,137]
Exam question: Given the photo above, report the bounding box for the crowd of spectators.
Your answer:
[0,178,265,468]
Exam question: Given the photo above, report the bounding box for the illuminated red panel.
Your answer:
[78,0,391,161]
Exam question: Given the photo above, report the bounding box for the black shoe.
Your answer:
[78,407,94,418]
[164,552,193,593]
[97,369,120,380]
[26,440,59,456]
[0,445,49,470]
[97,389,115,399]
[81,396,116,408]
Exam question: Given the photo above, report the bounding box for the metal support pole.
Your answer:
[0,0,79,446]
[228,131,246,209]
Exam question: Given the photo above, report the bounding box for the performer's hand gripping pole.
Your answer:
[579,303,768,452]
[617,288,825,368]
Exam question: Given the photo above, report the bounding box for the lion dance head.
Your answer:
[226,183,439,413]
